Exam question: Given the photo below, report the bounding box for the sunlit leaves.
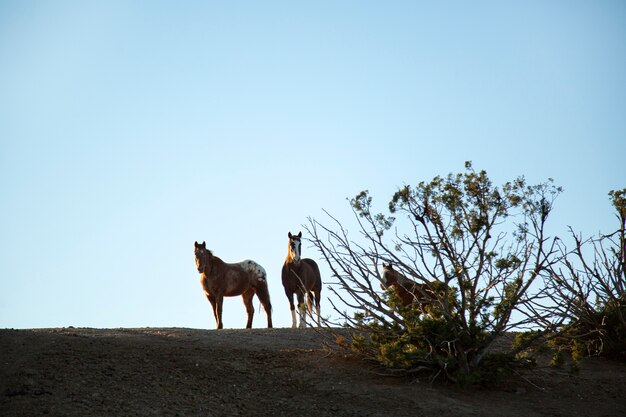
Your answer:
[609,188,626,222]
[351,190,395,236]
[495,255,522,270]
[308,161,571,383]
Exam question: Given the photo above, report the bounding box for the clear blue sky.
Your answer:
[1,1,624,329]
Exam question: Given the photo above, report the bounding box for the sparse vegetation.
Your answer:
[537,188,626,365]
[308,164,624,385]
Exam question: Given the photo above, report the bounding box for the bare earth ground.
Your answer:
[1,327,625,417]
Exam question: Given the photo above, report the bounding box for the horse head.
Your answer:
[381,262,440,308]
[194,241,211,274]
[287,232,303,264]
[381,262,399,288]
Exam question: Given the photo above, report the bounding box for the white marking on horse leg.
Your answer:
[316,304,321,327]
[298,303,307,329]
[291,309,297,328]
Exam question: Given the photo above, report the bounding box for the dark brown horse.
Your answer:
[194,241,272,329]
[281,232,322,328]
[381,262,437,308]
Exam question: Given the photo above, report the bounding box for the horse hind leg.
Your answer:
[314,290,322,327]
[255,281,273,328]
[306,292,313,317]
[242,291,255,329]
[306,291,316,326]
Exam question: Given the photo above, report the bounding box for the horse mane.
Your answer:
[200,249,226,276]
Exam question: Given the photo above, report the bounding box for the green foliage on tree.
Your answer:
[307,162,562,384]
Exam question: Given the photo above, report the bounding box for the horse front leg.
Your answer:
[285,289,297,328]
[206,293,219,329]
[215,295,224,330]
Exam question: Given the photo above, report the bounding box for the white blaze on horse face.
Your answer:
[289,238,301,263]
[381,267,391,287]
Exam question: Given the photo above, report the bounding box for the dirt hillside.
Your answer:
[1,327,625,417]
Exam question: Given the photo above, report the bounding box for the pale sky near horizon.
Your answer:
[1,1,625,329]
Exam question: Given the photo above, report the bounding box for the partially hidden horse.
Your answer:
[194,241,272,329]
[381,262,438,309]
[281,232,322,328]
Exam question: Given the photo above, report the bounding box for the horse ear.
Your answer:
[195,241,198,247]
[201,241,206,248]
[288,232,292,239]
[297,231,302,238]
